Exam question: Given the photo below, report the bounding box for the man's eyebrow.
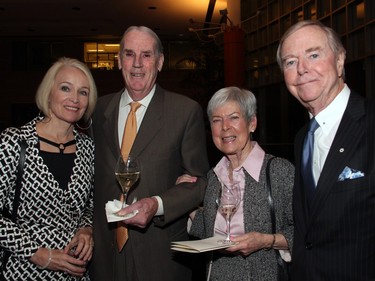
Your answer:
[305,46,322,53]
[282,54,297,61]
[122,49,154,54]
[281,46,322,61]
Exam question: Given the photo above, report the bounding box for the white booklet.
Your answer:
[171,236,235,253]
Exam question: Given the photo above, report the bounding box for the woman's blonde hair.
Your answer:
[35,57,98,122]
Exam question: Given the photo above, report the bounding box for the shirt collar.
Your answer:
[241,141,265,182]
[314,84,350,134]
[119,85,156,108]
[213,141,265,183]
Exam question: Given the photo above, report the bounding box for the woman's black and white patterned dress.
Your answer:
[0,116,94,280]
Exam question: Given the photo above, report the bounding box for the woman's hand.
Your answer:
[175,174,197,184]
[30,247,87,276]
[64,226,94,262]
[224,231,276,256]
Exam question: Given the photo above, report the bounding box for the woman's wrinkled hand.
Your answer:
[224,231,270,256]
[175,174,197,184]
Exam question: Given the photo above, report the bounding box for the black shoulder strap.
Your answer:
[266,156,290,278]
[11,140,27,222]
[266,156,276,233]
[1,140,27,273]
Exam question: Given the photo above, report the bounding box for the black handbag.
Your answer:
[0,140,27,275]
[266,157,290,281]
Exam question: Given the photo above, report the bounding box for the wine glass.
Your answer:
[115,155,140,208]
[217,182,241,245]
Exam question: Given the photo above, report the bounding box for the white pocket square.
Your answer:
[337,166,365,181]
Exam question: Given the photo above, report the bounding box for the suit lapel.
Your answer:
[130,85,164,158]
[308,93,366,225]
[103,90,123,159]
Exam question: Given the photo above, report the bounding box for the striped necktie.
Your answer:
[302,117,320,201]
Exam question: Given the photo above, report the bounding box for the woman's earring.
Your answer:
[76,117,93,131]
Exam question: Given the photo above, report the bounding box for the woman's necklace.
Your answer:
[38,136,76,154]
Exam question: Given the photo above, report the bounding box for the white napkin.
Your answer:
[105,199,139,223]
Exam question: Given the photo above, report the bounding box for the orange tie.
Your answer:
[120,102,142,157]
[117,101,141,252]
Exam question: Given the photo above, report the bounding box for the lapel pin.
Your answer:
[339,148,344,153]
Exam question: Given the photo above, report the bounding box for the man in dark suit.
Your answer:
[277,20,375,280]
[89,26,210,281]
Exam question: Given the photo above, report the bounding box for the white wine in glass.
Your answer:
[115,155,140,208]
[217,182,241,245]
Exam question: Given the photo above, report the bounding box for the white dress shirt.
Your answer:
[312,84,350,184]
[117,86,155,144]
[117,86,164,215]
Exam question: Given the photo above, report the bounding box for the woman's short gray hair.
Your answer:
[207,86,257,123]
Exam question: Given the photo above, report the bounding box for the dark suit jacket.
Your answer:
[89,85,210,281]
[291,92,375,280]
